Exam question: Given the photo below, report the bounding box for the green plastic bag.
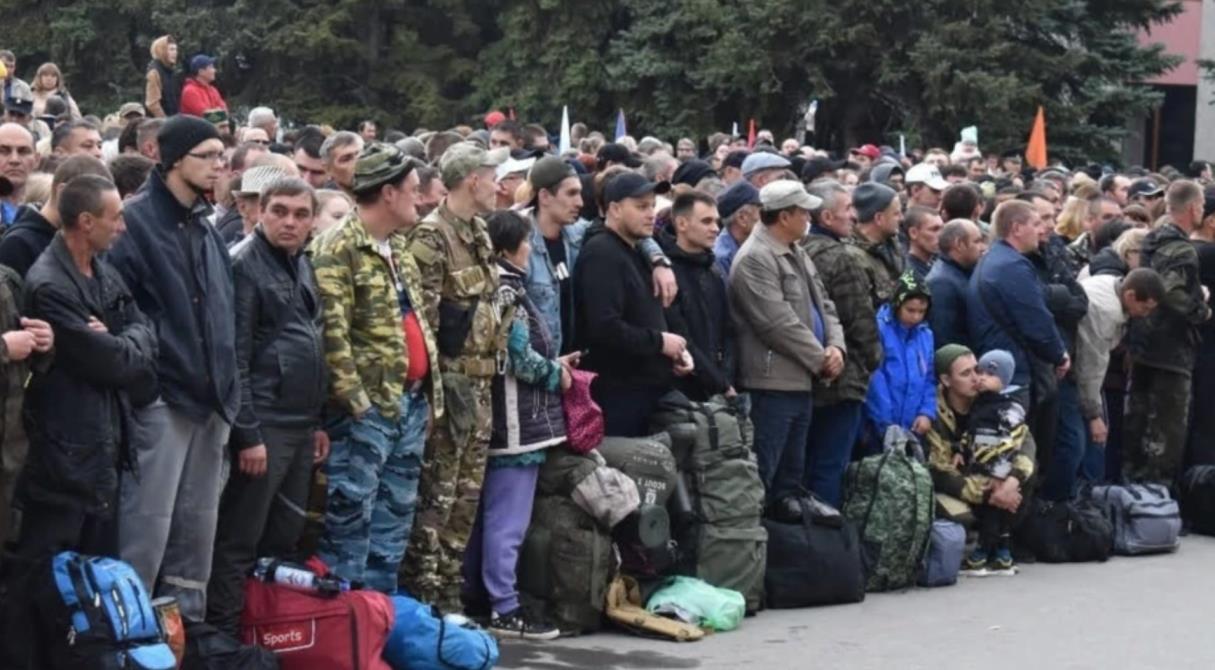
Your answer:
[645,576,745,632]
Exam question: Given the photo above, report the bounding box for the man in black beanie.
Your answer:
[108,114,239,623]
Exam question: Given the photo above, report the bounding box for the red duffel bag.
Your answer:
[241,578,393,670]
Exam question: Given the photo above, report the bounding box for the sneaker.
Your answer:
[987,547,1017,576]
[960,548,989,577]
[489,608,561,641]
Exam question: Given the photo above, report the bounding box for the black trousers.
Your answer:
[592,380,666,438]
[974,504,1014,551]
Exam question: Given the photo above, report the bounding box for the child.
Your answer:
[865,271,936,449]
[959,349,1034,577]
[462,210,580,640]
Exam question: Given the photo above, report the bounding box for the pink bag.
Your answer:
[562,368,604,454]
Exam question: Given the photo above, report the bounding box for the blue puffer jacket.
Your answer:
[865,303,936,437]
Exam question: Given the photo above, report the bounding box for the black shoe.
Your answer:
[489,608,561,641]
[766,497,803,523]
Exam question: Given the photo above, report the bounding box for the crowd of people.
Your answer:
[0,38,1211,663]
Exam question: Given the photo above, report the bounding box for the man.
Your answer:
[0,174,147,669]
[1100,173,1132,206]
[494,152,533,209]
[719,150,749,186]
[2,81,34,135]
[179,55,228,118]
[742,152,791,188]
[732,179,844,513]
[905,163,950,210]
[136,117,165,162]
[110,154,155,199]
[358,120,378,142]
[966,200,1070,412]
[321,131,364,193]
[207,177,331,632]
[0,51,28,107]
[597,142,641,171]
[847,182,905,309]
[145,35,179,118]
[402,142,505,610]
[218,164,287,245]
[712,180,762,277]
[248,106,279,143]
[659,190,735,401]
[1074,268,1163,487]
[50,119,103,160]
[677,138,698,161]
[489,120,524,150]
[1126,181,1212,486]
[802,181,881,505]
[0,155,110,277]
[849,145,880,172]
[997,150,1023,178]
[416,165,445,219]
[966,156,988,182]
[0,123,36,227]
[108,115,238,622]
[573,171,686,436]
[941,183,985,223]
[905,206,944,281]
[1127,178,1164,208]
[642,153,678,184]
[293,132,329,189]
[927,219,986,348]
[311,144,439,596]
[525,124,551,152]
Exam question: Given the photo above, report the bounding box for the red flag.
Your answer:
[747,118,757,149]
[1026,106,1047,170]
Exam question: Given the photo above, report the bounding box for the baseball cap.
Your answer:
[118,102,146,119]
[905,163,950,191]
[496,155,536,182]
[3,80,33,116]
[235,165,288,197]
[759,180,822,212]
[439,142,505,188]
[527,156,577,192]
[716,181,761,220]
[1128,178,1164,200]
[597,142,642,169]
[603,172,671,205]
[850,144,881,159]
[351,142,418,195]
[741,152,790,178]
[189,54,217,75]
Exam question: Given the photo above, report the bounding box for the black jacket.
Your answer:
[1028,234,1089,358]
[229,229,326,450]
[107,168,239,421]
[0,205,56,277]
[1088,246,1128,278]
[148,59,180,117]
[216,206,245,246]
[658,228,734,399]
[574,226,673,389]
[19,234,158,514]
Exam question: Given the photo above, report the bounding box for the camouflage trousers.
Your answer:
[401,373,492,610]
[318,390,428,593]
[1124,364,1190,487]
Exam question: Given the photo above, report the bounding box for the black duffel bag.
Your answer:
[762,496,865,609]
[1016,497,1112,563]
[1180,465,1215,536]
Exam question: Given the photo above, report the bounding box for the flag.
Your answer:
[614,109,627,141]
[747,118,757,148]
[559,105,571,155]
[508,107,516,121]
[899,134,906,158]
[731,122,739,138]
[1026,106,1047,169]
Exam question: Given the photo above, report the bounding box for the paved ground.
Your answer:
[497,535,1215,670]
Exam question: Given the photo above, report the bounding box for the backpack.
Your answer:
[241,580,393,670]
[841,427,934,592]
[599,435,680,577]
[518,495,616,635]
[1088,483,1181,555]
[918,520,966,587]
[1180,465,1215,535]
[1017,497,1112,563]
[649,392,767,613]
[382,595,498,670]
[34,551,178,670]
[762,496,866,608]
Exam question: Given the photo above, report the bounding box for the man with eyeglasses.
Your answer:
[0,123,36,228]
[108,115,239,624]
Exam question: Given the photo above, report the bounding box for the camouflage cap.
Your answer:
[351,142,416,195]
[439,142,506,188]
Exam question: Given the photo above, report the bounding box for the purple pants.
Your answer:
[462,462,540,615]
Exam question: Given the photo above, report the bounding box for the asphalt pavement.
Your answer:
[498,535,1215,670]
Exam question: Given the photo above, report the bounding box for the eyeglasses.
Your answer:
[187,150,225,163]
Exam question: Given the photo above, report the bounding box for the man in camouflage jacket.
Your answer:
[311,144,441,593]
[847,182,905,310]
[401,142,504,610]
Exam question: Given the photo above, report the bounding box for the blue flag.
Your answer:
[615,109,627,141]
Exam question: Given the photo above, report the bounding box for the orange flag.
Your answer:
[1026,106,1047,169]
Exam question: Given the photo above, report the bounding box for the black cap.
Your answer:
[604,172,671,205]
[1128,178,1164,200]
[801,157,847,183]
[597,142,641,168]
[723,149,750,170]
[672,159,716,187]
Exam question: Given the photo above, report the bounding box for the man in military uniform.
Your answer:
[847,182,905,309]
[310,143,442,593]
[401,142,503,610]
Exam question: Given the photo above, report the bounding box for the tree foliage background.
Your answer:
[0,0,1183,162]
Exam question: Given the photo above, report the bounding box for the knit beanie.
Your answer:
[158,115,222,171]
[934,343,973,377]
[892,271,932,309]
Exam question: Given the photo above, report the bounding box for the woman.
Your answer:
[463,209,579,641]
[314,189,352,235]
[30,63,80,119]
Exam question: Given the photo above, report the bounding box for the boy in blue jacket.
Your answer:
[865,272,936,448]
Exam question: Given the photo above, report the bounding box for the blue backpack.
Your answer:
[383,595,498,670]
[37,552,177,670]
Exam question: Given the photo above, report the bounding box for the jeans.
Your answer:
[749,390,813,505]
[804,400,862,508]
[1043,380,1086,501]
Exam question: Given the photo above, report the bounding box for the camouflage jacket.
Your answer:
[1129,222,1212,374]
[310,213,443,421]
[406,201,503,375]
[845,230,905,310]
[925,387,1034,505]
[801,228,883,404]
[0,264,37,459]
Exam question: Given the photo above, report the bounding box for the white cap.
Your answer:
[905,163,950,191]
[496,156,535,182]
